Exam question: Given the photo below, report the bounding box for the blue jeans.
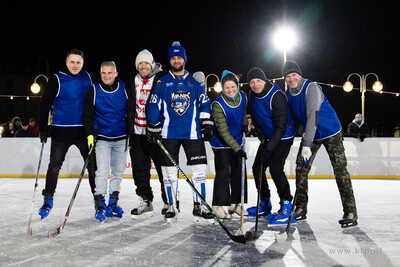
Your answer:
[95,140,127,195]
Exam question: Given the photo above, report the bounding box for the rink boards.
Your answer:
[0,137,399,179]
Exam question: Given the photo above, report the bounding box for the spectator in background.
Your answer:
[14,118,36,137]
[347,113,370,142]
[2,121,15,137]
[244,115,257,137]
[28,118,39,137]
[12,117,22,132]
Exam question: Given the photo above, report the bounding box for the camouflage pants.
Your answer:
[295,132,357,215]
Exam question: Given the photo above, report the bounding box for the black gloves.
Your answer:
[259,141,271,164]
[201,118,214,141]
[237,149,247,159]
[146,123,161,144]
[39,131,48,143]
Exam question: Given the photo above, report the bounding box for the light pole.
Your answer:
[205,73,222,93]
[343,73,383,120]
[272,26,297,90]
[30,74,48,94]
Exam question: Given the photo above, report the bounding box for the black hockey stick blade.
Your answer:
[157,140,246,244]
[48,225,61,238]
[245,229,262,241]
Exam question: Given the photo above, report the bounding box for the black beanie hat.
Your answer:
[282,60,302,77]
[247,67,267,82]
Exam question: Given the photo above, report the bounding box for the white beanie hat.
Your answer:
[135,49,155,71]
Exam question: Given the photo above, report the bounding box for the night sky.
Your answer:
[1,1,399,135]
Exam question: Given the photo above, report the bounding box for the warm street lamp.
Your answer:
[343,73,383,120]
[205,73,221,93]
[30,74,48,94]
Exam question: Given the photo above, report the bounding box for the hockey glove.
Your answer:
[237,149,247,159]
[87,135,94,150]
[39,132,48,143]
[146,123,162,144]
[200,118,214,141]
[301,146,312,162]
[259,141,271,164]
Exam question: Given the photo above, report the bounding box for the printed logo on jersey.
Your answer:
[139,88,151,106]
[171,91,190,116]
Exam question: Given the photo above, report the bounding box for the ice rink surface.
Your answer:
[1,177,399,267]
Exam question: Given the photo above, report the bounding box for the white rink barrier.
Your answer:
[0,137,399,179]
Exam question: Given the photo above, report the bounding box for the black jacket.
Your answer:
[347,121,370,139]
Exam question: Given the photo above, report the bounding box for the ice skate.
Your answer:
[106,191,124,218]
[38,191,54,220]
[94,194,106,223]
[131,198,153,219]
[246,197,272,217]
[294,207,307,221]
[161,203,169,215]
[228,203,248,216]
[267,200,297,225]
[193,202,214,224]
[164,205,178,223]
[211,205,230,219]
[339,212,358,228]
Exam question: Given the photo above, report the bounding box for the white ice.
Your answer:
[1,177,399,266]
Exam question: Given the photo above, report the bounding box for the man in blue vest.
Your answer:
[283,60,358,228]
[246,67,296,225]
[83,61,128,222]
[38,49,96,220]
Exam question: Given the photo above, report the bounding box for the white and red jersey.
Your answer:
[134,74,156,135]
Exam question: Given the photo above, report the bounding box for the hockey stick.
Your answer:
[275,160,307,242]
[27,141,45,235]
[157,140,246,244]
[48,128,100,238]
[245,163,263,241]
[238,133,246,235]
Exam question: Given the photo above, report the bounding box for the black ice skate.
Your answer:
[164,205,178,223]
[294,207,307,221]
[339,212,358,228]
[193,202,214,224]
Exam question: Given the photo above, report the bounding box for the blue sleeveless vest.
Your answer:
[286,79,342,140]
[249,84,295,140]
[94,80,128,138]
[210,91,247,149]
[52,71,92,127]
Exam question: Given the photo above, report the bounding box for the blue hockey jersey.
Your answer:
[147,71,211,139]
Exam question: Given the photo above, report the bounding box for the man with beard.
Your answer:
[146,41,214,223]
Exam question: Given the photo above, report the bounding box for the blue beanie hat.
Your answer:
[168,41,187,62]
